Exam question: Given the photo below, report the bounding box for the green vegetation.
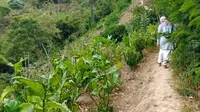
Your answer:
[0,0,159,111]
[153,0,200,103]
[0,38,123,111]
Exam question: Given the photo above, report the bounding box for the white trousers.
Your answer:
[158,49,171,65]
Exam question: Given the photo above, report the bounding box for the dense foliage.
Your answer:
[0,0,159,111]
[154,0,200,98]
[0,0,132,63]
[0,0,134,111]
[0,38,123,112]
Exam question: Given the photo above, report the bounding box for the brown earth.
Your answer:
[111,51,186,112]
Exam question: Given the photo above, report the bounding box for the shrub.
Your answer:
[101,25,128,42]
[3,12,60,63]
[56,19,77,44]
[104,12,119,27]
[0,6,10,17]
[129,6,157,32]
[124,48,143,69]
[0,6,10,32]
[9,0,24,9]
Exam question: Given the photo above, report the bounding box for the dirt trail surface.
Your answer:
[118,2,134,25]
[112,51,185,112]
[119,0,148,24]
[93,0,143,36]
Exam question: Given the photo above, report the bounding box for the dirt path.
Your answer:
[118,2,134,25]
[113,1,186,111]
[119,0,146,25]
[92,0,143,37]
[112,51,185,112]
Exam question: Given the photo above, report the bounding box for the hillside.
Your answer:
[0,0,200,112]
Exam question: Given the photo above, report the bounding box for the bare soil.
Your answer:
[111,51,186,112]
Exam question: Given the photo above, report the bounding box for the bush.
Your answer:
[94,2,112,22]
[104,12,119,27]
[129,6,157,32]
[0,6,10,32]
[9,0,24,9]
[122,36,143,69]
[2,12,60,63]
[124,48,143,69]
[0,6,10,17]
[56,19,78,44]
[101,25,128,42]
[115,0,131,12]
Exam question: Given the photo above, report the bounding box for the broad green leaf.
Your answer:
[50,74,61,86]
[92,68,100,73]
[65,61,75,74]
[84,78,99,92]
[46,101,71,112]
[3,99,20,112]
[91,78,99,89]
[116,63,123,69]
[14,58,23,72]
[13,77,45,97]
[112,73,121,84]
[64,82,69,87]
[189,16,200,27]
[84,82,90,92]
[189,9,200,20]
[94,37,110,45]
[27,96,42,105]
[91,88,99,96]
[35,104,43,110]
[180,0,196,13]
[84,59,92,64]
[19,103,34,112]
[107,66,118,74]
[83,72,89,80]
[92,55,102,60]
[0,56,11,65]
[13,58,27,76]
[0,86,13,103]
[61,71,68,86]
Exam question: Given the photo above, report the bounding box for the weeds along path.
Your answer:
[112,51,186,112]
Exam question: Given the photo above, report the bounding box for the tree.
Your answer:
[4,12,60,63]
[9,0,24,9]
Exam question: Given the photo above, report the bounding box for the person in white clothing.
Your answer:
[157,16,175,68]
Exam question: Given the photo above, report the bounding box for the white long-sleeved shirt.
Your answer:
[157,22,174,50]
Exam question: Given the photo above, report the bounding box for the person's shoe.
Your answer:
[164,65,168,69]
[158,63,161,67]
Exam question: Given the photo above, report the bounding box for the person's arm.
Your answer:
[157,25,162,46]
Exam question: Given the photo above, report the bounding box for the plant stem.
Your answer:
[43,91,47,112]
[79,105,84,112]
[60,87,63,103]
[106,95,110,111]
[88,93,98,107]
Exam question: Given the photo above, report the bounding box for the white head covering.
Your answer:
[160,16,166,23]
